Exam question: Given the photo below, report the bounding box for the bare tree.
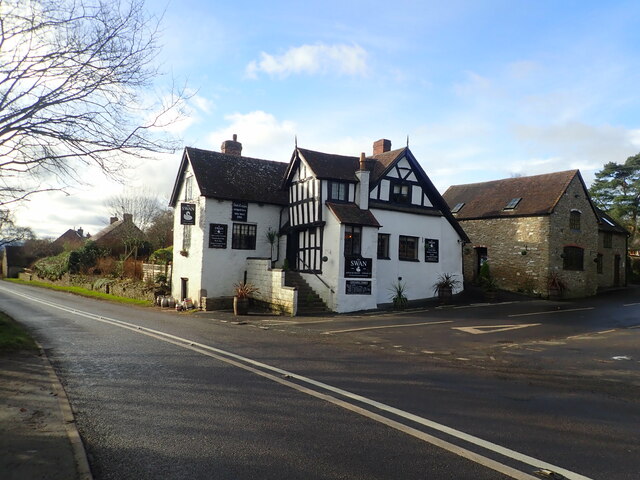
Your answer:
[145,207,173,250]
[0,210,34,248]
[0,0,186,207]
[105,187,164,231]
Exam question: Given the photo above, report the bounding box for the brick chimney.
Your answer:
[77,227,83,238]
[373,138,391,155]
[123,213,133,223]
[221,134,243,156]
[110,216,118,224]
[355,152,370,210]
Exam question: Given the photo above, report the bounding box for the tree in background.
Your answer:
[105,188,165,232]
[0,0,186,207]
[145,208,173,250]
[0,210,34,249]
[589,154,640,245]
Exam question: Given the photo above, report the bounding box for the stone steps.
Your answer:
[285,271,330,314]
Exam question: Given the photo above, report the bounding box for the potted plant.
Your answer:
[233,282,259,315]
[547,271,568,299]
[389,281,408,310]
[481,275,498,302]
[432,273,461,304]
[265,228,278,268]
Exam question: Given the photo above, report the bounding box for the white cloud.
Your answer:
[245,43,368,79]
[207,111,297,160]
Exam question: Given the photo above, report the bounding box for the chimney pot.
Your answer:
[373,138,391,155]
[77,228,83,237]
[359,152,366,170]
[221,134,243,156]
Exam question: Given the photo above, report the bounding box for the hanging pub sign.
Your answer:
[346,280,372,295]
[231,201,248,221]
[208,223,227,249]
[344,256,372,278]
[180,203,196,225]
[425,238,439,263]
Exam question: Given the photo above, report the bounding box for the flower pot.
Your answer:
[437,286,453,304]
[233,296,249,315]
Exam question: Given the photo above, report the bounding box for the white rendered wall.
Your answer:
[372,209,464,305]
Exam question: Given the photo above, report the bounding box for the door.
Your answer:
[286,232,299,271]
[475,247,488,283]
[181,277,189,301]
[614,255,621,287]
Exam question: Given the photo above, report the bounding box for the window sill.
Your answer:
[377,256,390,260]
[399,258,420,262]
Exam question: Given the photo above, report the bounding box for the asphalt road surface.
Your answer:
[1,281,638,479]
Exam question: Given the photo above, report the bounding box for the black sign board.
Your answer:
[346,280,372,295]
[344,256,372,278]
[180,203,196,225]
[232,201,248,221]
[425,238,439,263]
[208,223,228,249]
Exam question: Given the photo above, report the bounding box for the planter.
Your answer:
[437,286,453,304]
[233,296,249,315]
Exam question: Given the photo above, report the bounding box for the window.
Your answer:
[399,235,419,261]
[344,225,361,256]
[232,223,257,250]
[377,234,390,259]
[390,181,411,204]
[451,202,465,213]
[596,253,603,274]
[603,232,612,248]
[329,181,347,201]
[184,175,193,201]
[504,197,522,210]
[570,210,581,231]
[182,225,191,251]
[563,246,584,271]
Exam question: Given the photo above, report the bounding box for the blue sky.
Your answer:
[17,0,640,238]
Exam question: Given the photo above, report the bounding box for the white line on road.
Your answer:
[452,324,541,335]
[0,284,593,480]
[508,307,594,318]
[323,320,453,334]
[623,303,640,307]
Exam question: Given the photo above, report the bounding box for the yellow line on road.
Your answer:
[323,320,453,335]
[508,307,594,318]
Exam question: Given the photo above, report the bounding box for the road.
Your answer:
[1,281,638,479]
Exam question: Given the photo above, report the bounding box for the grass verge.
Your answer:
[0,311,37,353]
[4,278,153,307]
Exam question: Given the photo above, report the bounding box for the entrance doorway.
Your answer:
[614,255,621,287]
[181,277,189,301]
[474,247,488,283]
[286,232,299,271]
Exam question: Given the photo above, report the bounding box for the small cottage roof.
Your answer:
[443,170,590,220]
[596,207,629,235]
[170,147,289,207]
[326,202,381,227]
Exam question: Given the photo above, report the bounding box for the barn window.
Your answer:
[570,210,581,231]
[563,246,584,271]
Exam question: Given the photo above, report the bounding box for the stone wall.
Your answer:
[245,258,297,315]
[18,272,156,302]
[461,215,550,295]
[597,231,628,288]
[547,177,599,298]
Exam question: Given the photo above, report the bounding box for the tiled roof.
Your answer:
[442,170,580,219]
[181,147,289,206]
[596,207,629,234]
[91,218,143,243]
[296,147,406,183]
[326,202,381,227]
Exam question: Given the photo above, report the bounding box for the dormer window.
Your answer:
[391,181,411,204]
[451,202,465,213]
[503,197,521,210]
[329,181,347,201]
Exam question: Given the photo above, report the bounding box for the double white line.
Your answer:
[0,284,592,480]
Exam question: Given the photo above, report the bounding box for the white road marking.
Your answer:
[323,320,453,334]
[452,324,541,335]
[0,283,593,480]
[623,303,640,307]
[508,307,594,318]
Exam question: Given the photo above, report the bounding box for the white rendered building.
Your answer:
[169,136,468,313]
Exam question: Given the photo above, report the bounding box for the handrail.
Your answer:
[294,258,335,294]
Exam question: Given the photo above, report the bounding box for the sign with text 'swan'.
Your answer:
[180,203,196,225]
[344,256,372,278]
